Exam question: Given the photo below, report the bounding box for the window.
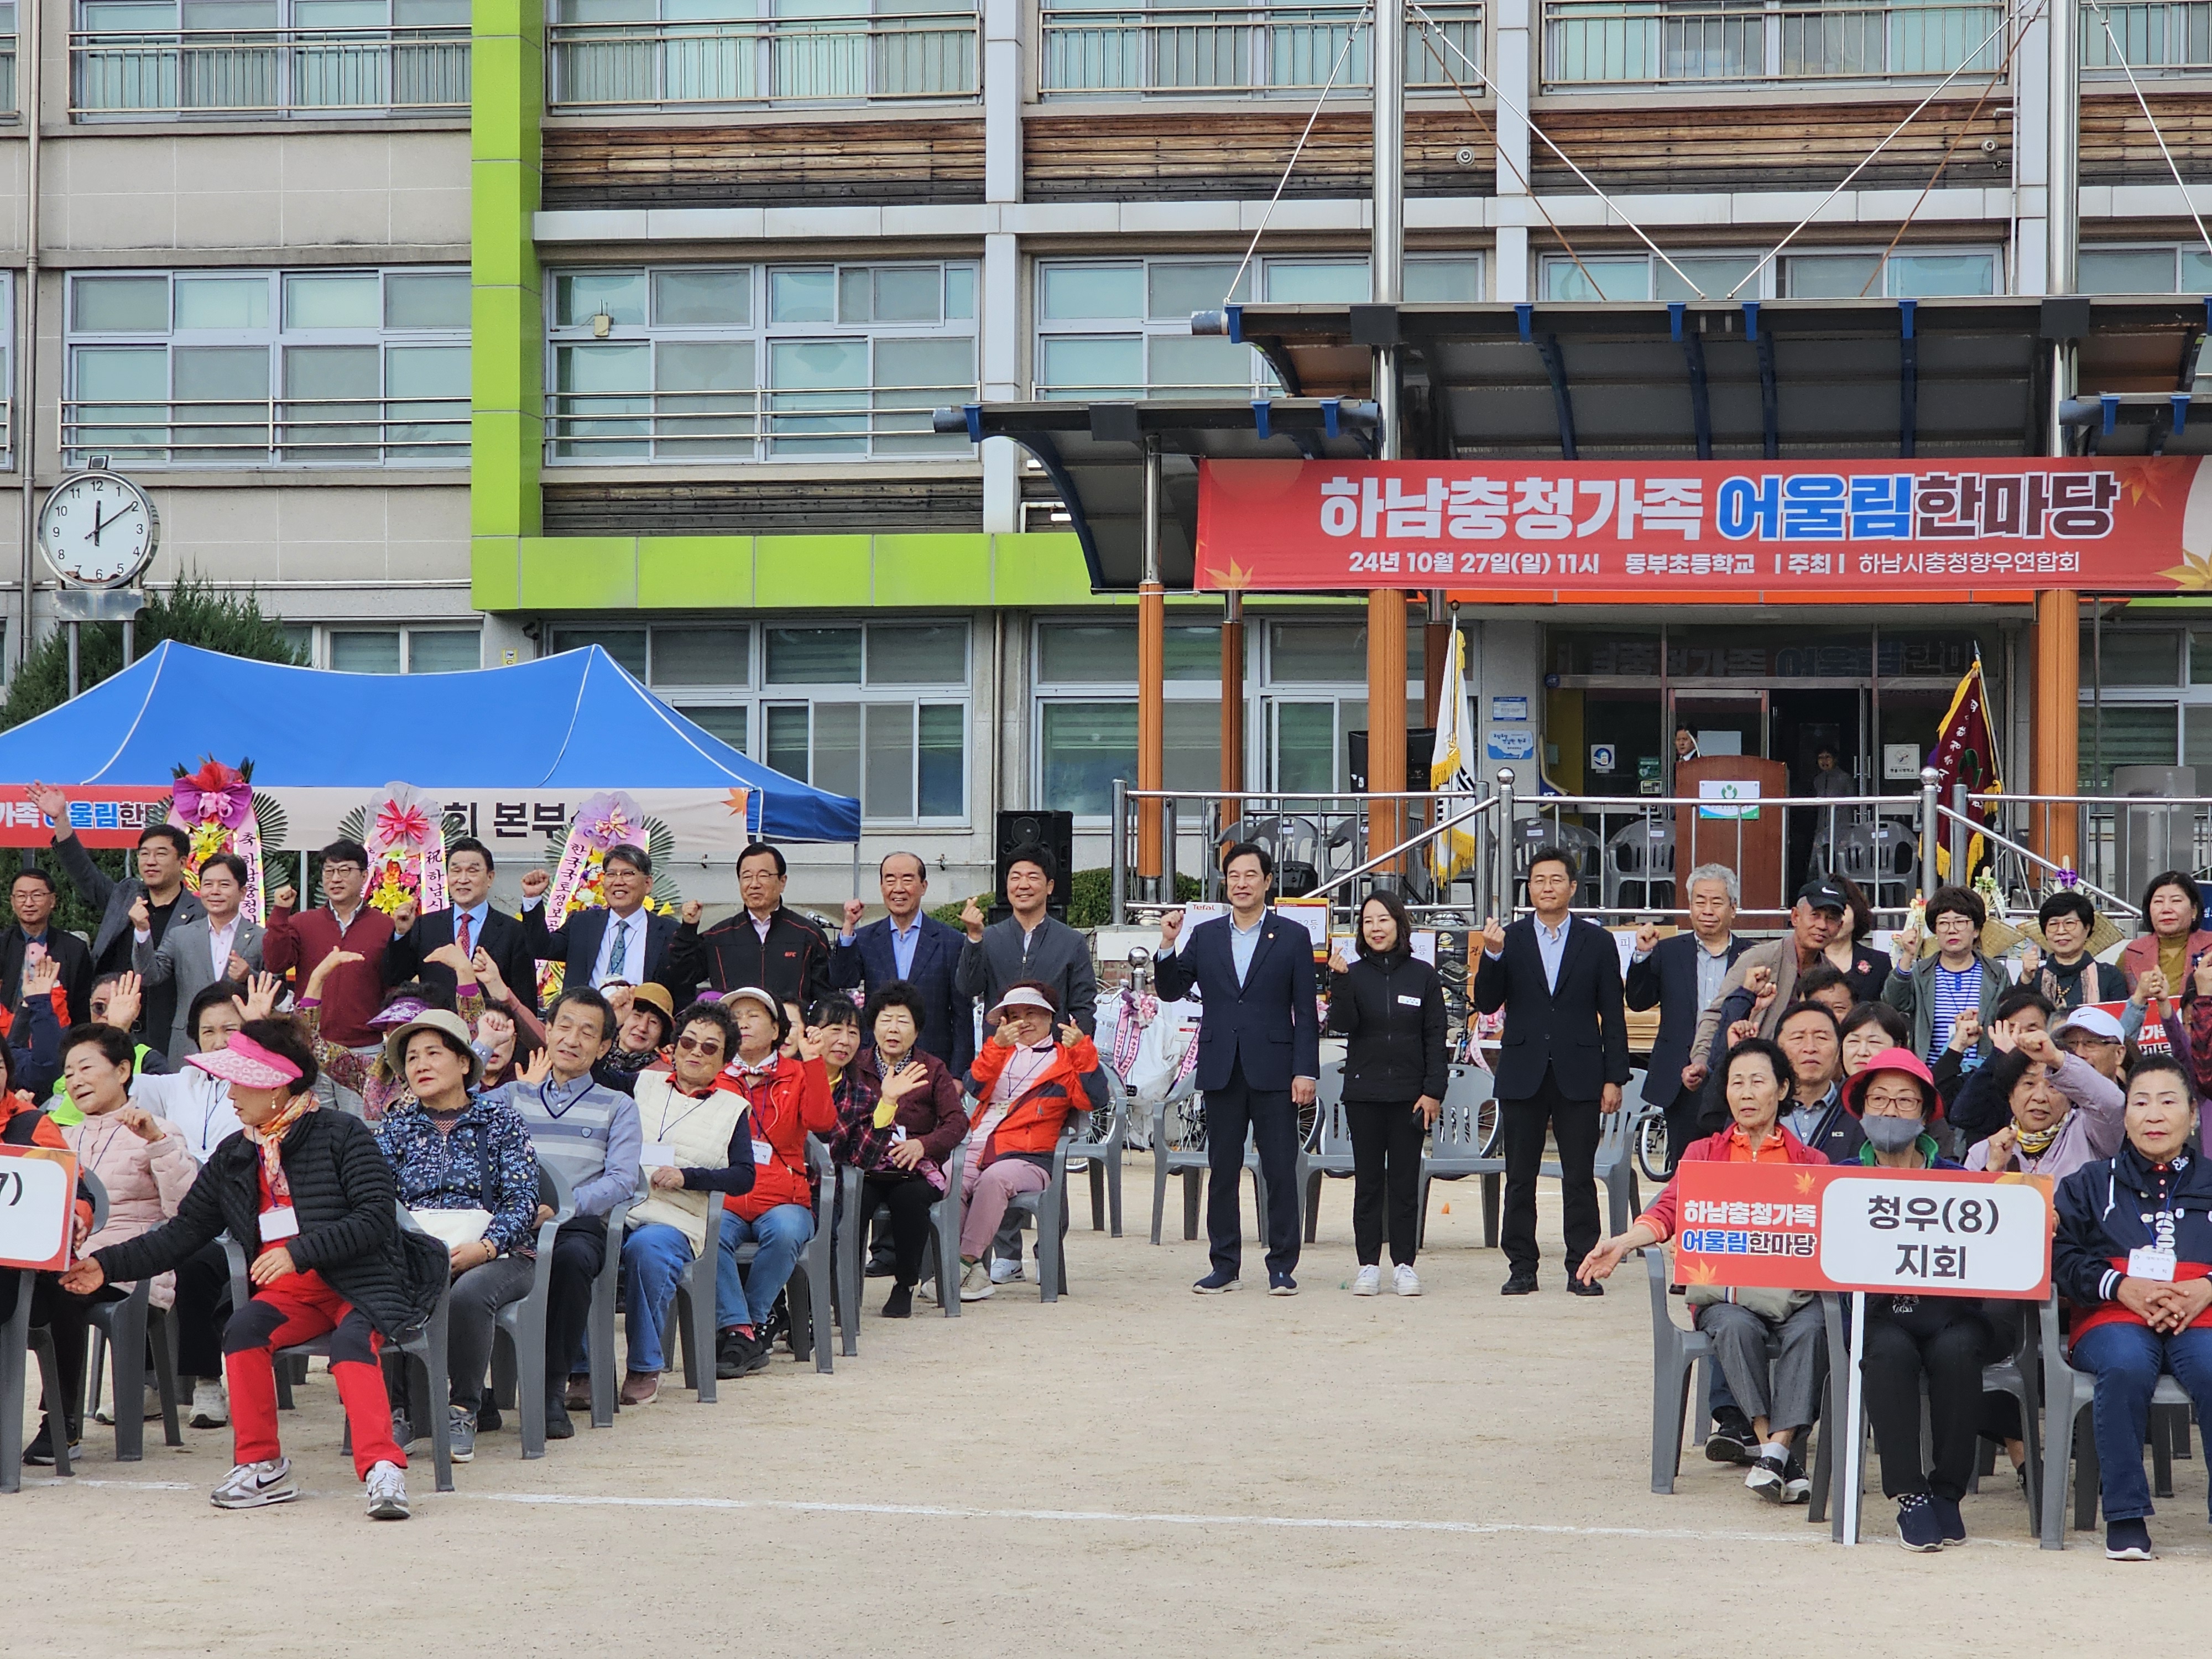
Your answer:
[546,262,977,462]
[1034,254,1482,398]
[64,267,467,466]
[1541,252,1772,302]
[321,625,482,673]
[1783,249,1998,299]
[72,0,470,117]
[1263,618,1422,792]
[1034,619,1225,816]
[2080,626,2205,792]
[2080,246,2212,295]
[546,619,968,822]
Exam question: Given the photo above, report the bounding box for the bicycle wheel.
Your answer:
[1475,1093,1500,1158]
[1635,1108,1671,1183]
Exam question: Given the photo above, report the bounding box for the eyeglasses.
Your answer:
[674,1034,723,1057]
[1860,1091,1926,1117]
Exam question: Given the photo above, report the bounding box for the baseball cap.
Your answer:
[1795,878,1849,914]
[2052,1005,2126,1044]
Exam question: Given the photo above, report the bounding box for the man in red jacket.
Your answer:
[261,839,394,1117]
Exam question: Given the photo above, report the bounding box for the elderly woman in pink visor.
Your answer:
[953,981,1109,1302]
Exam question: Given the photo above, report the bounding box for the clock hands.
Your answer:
[89,502,105,547]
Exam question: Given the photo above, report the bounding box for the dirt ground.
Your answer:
[7,1167,2208,1658]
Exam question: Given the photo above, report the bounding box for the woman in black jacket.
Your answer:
[60,1018,446,1522]
[1326,891,1449,1296]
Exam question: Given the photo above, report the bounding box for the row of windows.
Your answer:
[282,623,483,674]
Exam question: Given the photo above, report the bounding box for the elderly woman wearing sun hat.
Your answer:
[371,1007,540,1463]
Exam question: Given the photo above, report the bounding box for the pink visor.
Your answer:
[186,1034,303,1090]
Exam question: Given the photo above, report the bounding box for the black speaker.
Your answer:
[994,808,1074,921]
[1346,728,1437,794]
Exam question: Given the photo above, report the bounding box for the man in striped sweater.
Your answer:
[487,987,641,1441]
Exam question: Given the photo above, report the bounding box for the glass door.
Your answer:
[1667,689,1767,788]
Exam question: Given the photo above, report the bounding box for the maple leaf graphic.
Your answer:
[2159,550,2212,591]
[1206,559,1256,591]
[2121,463,2166,510]
[1682,1260,1719,1286]
[1793,1170,1818,1195]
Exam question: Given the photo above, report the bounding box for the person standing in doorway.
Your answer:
[1154,842,1319,1296]
[1473,844,1630,1296]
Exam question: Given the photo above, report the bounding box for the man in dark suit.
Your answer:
[0,867,94,1029]
[384,837,540,1015]
[519,843,681,998]
[1152,842,1320,1297]
[1473,844,1631,1297]
[829,850,972,1073]
[1624,862,1750,1172]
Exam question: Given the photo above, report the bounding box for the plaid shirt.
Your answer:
[374,1092,541,1253]
[831,1055,957,1192]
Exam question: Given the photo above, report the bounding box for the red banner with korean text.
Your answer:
[1196,456,2212,599]
[1671,1161,2051,1300]
[0,787,172,848]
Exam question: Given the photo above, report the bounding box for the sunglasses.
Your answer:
[674,1034,723,1056]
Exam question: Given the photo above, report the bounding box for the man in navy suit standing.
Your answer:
[829,851,973,1073]
[1153,842,1319,1296]
[519,843,681,997]
[1624,863,1749,1172]
[1473,844,1631,1297]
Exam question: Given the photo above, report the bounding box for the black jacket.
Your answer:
[672,905,834,1010]
[0,924,93,1034]
[1472,916,1631,1103]
[521,902,682,999]
[2055,1141,2212,1309]
[1625,931,1750,1112]
[1327,949,1449,1103]
[385,904,540,1016]
[92,1110,447,1340]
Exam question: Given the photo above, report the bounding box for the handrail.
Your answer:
[70,24,469,117]
[1932,800,2136,916]
[1539,0,2004,87]
[62,393,468,466]
[546,11,980,108]
[1304,797,1497,902]
[1039,0,1483,96]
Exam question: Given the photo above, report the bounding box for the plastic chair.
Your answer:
[2037,1292,2197,1547]
[223,1204,457,1493]
[835,1141,967,1357]
[585,1187,635,1430]
[1150,1089,1301,1247]
[1301,1063,1356,1245]
[1603,816,1676,913]
[664,1206,723,1405]
[1417,1063,1503,1248]
[84,1269,184,1462]
[1002,1122,1081,1302]
[1071,1077,1130,1237]
[486,1165,573,1458]
[1541,1071,1644,1239]
[728,1136,836,1374]
[3,1170,109,1490]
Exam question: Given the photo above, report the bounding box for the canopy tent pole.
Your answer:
[1366,0,1408,889]
[1137,435,1165,901]
[2036,0,2081,874]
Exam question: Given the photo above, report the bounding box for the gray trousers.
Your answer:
[1695,1297,1825,1437]
[445,1254,536,1408]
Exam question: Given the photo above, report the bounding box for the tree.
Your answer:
[0,576,305,934]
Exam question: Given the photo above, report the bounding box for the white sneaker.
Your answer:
[989,1256,1025,1285]
[190,1379,229,1430]
[94,1383,164,1425]
[959,1258,988,1295]
[959,1275,995,1303]
[1394,1264,1422,1297]
[364,1459,410,1520]
[211,1457,298,1510]
[1352,1265,1382,1296]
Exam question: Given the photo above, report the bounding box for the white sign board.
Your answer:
[1817,1173,2051,1295]
[1883,743,1923,781]
[1697,779,1762,820]
[0,1149,75,1270]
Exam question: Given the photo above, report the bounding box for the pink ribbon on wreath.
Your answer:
[372,800,435,851]
[171,759,253,829]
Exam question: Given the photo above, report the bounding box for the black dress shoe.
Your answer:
[542,1400,575,1441]
[1566,1275,1604,1297]
[1500,1272,1539,1295]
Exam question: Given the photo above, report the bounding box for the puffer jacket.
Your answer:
[60,1110,197,1308]
[93,1109,447,1340]
[963,1034,1108,1168]
[2054,1140,2212,1339]
[1326,948,1449,1104]
[724,1053,833,1222]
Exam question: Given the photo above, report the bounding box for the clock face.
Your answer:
[38,473,157,588]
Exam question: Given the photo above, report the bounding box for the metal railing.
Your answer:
[1040,0,1484,96]
[546,11,978,108]
[1541,0,2001,86]
[2080,0,2212,69]
[62,394,468,466]
[70,25,468,117]
[546,385,977,463]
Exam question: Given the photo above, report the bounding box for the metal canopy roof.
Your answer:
[935,397,1378,591]
[1211,295,2212,462]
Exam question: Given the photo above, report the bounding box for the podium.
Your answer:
[1677,757,1789,916]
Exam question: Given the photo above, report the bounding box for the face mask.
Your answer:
[1862,1114,1923,1154]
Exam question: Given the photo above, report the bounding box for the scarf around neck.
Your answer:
[244,1093,319,1203]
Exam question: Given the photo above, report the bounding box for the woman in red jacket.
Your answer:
[831,981,967,1318]
[956,982,1108,1302]
[713,987,832,1378]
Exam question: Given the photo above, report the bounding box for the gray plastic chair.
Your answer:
[1071,1077,1130,1237]
[1002,1122,1081,1302]
[2037,1291,2195,1547]
[1541,1071,1644,1238]
[585,1187,635,1429]
[487,1165,573,1458]
[223,1202,457,1492]
[664,1206,723,1405]
[2,1170,109,1490]
[1150,1088,1301,1247]
[836,1141,967,1356]
[72,1171,185,1462]
[728,1136,836,1374]
[1416,1064,1502,1248]
[1301,1062,1355,1245]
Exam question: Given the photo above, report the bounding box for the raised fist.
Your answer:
[843,898,865,933]
[391,898,419,933]
[682,900,703,926]
[521,868,551,900]
[961,897,986,942]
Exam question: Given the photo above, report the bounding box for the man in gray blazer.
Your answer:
[953,844,1097,1038]
[134,852,265,1057]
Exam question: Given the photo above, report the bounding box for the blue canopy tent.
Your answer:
[0,641,860,842]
